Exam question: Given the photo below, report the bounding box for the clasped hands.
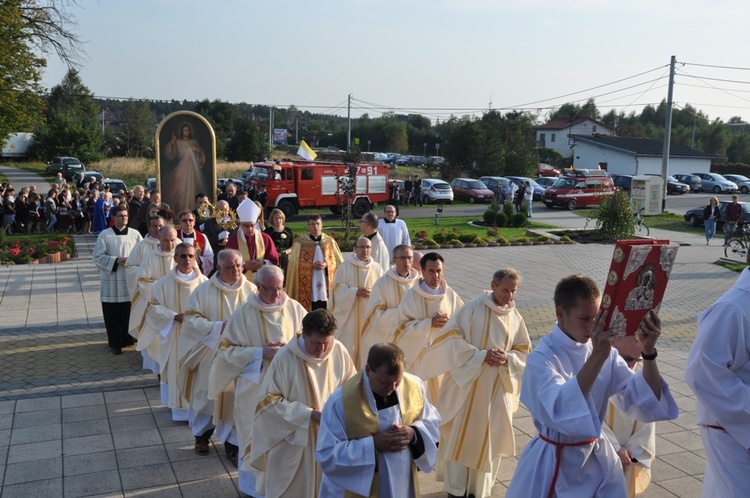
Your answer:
[373,424,415,453]
[484,348,507,366]
[263,341,285,360]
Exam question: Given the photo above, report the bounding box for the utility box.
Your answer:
[631,176,663,215]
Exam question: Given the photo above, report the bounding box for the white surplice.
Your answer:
[685,268,750,498]
[377,218,411,257]
[506,325,678,498]
[124,235,159,299]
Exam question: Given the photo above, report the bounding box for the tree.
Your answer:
[0,0,82,147]
[226,117,266,162]
[195,99,238,159]
[119,99,155,157]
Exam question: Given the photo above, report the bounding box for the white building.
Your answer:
[570,135,721,176]
[536,117,613,157]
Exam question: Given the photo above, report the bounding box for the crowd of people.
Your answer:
[87,183,747,498]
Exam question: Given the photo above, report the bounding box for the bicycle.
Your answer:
[634,207,650,237]
[724,222,750,259]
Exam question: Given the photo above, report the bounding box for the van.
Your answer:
[542,170,615,210]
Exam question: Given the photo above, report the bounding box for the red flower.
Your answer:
[9,248,20,257]
[27,247,35,254]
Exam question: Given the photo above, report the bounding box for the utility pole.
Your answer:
[269,108,274,149]
[660,55,676,213]
[295,116,299,145]
[347,93,352,152]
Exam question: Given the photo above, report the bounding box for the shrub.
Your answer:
[560,235,572,242]
[447,238,463,246]
[432,229,447,244]
[457,233,475,243]
[517,236,530,243]
[488,198,501,212]
[537,235,551,242]
[486,227,498,237]
[510,212,527,227]
[503,201,514,219]
[472,235,484,243]
[496,236,509,243]
[590,189,635,242]
[483,209,497,225]
[422,237,438,246]
[495,211,508,227]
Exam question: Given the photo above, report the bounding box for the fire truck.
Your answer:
[243,161,390,219]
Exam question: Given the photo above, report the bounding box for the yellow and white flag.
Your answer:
[297,140,318,161]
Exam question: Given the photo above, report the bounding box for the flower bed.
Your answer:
[0,235,77,265]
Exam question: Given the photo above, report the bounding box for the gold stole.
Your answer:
[295,237,339,311]
[238,230,265,282]
[341,371,423,498]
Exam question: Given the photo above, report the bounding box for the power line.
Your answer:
[680,61,750,71]
[676,68,750,105]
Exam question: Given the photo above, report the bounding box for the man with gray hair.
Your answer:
[359,211,390,270]
[179,249,257,461]
[330,236,384,362]
[209,263,307,495]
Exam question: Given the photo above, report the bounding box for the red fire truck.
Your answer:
[244,161,390,219]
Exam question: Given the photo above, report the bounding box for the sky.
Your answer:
[39,0,750,124]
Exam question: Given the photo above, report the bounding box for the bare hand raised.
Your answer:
[637,310,661,354]
[262,341,285,360]
[590,309,612,358]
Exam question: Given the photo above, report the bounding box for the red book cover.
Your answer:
[601,239,678,336]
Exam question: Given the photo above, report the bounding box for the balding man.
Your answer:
[208,265,307,493]
[360,211,390,271]
[330,236,384,362]
[127,185,146,227]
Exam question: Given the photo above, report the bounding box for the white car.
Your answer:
[420,178,454,204]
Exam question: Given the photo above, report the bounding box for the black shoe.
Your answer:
[112,347,122,355]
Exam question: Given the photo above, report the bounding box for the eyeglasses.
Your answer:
[257,283,283,293]
[178,254,196,259]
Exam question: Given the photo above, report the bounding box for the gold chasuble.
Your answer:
[249,335,355,498]
[178,274,257,417]
[130,249,176,356]
[286,234,343,311]
[340,371,424,498]
[237,229,265,282]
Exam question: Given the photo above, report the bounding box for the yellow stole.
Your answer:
[341,371,423,498]
[238,230,265,282]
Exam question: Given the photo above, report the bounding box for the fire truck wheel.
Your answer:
[278,200,296,219]
[352,199,371,217]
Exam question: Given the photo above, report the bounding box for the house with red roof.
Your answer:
[536,117,613,157]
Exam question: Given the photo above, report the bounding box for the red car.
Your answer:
[538,163,560,177]
[449,178,494,204]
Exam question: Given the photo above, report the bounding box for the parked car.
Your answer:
[427,156,446,165]
[46,156,85,180]
[81,171,104,184]
[478,176,513,202]
[538,163,560,177]
[384,153,401,164]
[449,178,494,204]
[395,155,412,166]
[420,178,454,204]
[104,179,128,197]
[722,174,750,194]
[684,201,750,227]
[505,176,545,201]
[693,172,738,193]
[542,170,615,210]
[407,156,428,166]
[666,175,690,194]
[610,174,633,193]
[672,174,702,192]
[217,178,244,190]
[535,177,557,188]
[145,177,157,191]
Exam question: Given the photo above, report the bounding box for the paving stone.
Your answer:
[12,408,60,429]
[120,462,177,492]
[0,413,12,430]
[112,428,163,450]
[0,428,9,447]
[171,456,232,483]
[0,477,63,498]
[3,456,62,485]
[63,450,118,477]
[14,396,60,413]
[61,392,105,408]
[0,400,15,414]
[10,423,61,445]
[656,475,704,497]
[178,475,238,498]
[7,439,61,464]
[165,440,206,463]
[107,402,153,419]
[63,418,112,439]
[116,445,169,469]
[63,433,114,456]
[123,484,182,497]
[62,404,108,423]
[104,390,147,404]
[64,469,121,498]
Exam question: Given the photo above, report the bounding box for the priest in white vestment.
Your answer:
[359,211,390,271]
[93,203,143,355]
[602,335,656,498]
[125,215,164,299]
[178,249,256,460]
[130,225,181,374]
[393,252,464,403]
[316,343,440,498]
[207,265,307,496]
[685,262,750,498]
[358,244,419,369]
[141,243,207,421]
[506,275,678,498]
[418,269,531,498]
[330,236,383,363]
[249,309,356,498]
[377,205,410,258]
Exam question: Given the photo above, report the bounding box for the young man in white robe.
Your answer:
[124,215,164,300]
[329,236,384,362]
[359,211,390,271]
[358,244,420,369]
[207,265,307,496]
[178,249,256,460]
[316,343,441,498]
[141,243,207,421]
[130,225,180,374]
[417,269,531,498]
[506,275,678,498]
[249,309,356,498]
[93,203,142,355]
[685,252,750,498]
[393,252,464,403]
[602,334,657,497]
[377,205,410,258]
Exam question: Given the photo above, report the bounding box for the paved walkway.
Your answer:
[0,206,741,497]
[0,164,51,193]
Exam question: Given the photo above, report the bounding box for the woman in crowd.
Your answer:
[85,190,98,234]
[72,190,86,234]
[3,190,16,234]
[27,193,41,233]
[703,196,721,245]
[45,189,58,232]
[263,208,294,277]
[13,190,30,233]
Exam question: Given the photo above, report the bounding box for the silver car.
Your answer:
[693,172,738,193]
[420,178,454,204]
[723,174,750,194]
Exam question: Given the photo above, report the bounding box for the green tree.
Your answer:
[195,99,238,159]
[226,117,266,162]
[119,99,155,157]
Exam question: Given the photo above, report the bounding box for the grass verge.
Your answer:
[717,261,747,272]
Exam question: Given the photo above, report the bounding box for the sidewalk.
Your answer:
[0,209,740,496]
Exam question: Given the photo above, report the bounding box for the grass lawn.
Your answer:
[577,209,705,235]
[8,161,53,181]
[717,261,747,272]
